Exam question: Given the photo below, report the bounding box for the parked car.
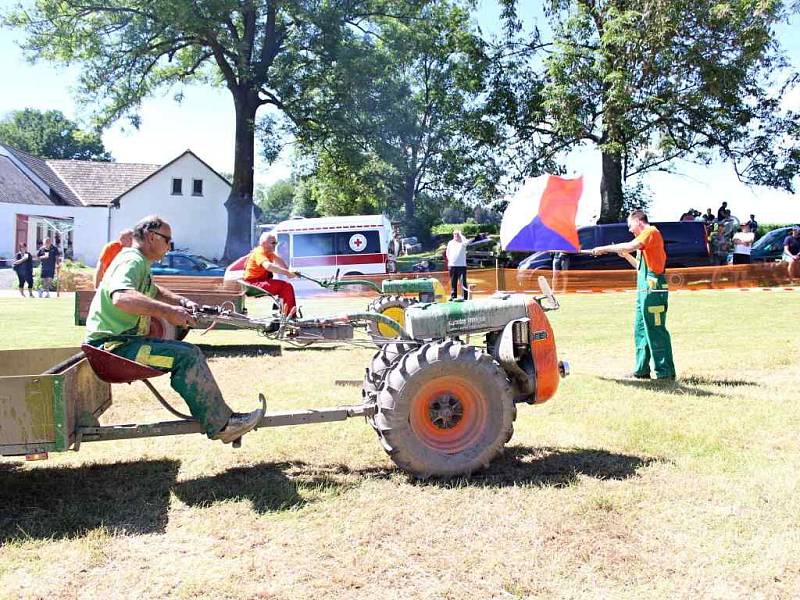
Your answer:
[465,238,498,267]
[401,236,423,255]
[747,226,799,263]
[516,221,712,272]
[151,251,225,276]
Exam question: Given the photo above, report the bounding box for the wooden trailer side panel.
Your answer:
[0,348,111,456]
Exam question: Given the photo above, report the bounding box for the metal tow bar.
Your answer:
[75,403,377,444]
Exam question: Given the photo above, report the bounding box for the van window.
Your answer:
[335,231,381,255]
[277,233,290,262]
[293,233,335,257]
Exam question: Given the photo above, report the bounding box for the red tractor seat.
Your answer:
[81,344,166,384]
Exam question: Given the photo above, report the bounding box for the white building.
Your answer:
[0,145,237,265]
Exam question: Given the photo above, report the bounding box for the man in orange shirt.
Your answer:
[94,229,133,288]
[243,231,300,316]
[591,211,676,380]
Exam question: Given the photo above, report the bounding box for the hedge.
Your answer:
[431,223,500,237]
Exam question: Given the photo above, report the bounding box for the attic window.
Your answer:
[192,179,203,196]
[172,178,183,195]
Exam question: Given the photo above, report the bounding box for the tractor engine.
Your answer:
[402,293,567,404]
[362,289,569,477]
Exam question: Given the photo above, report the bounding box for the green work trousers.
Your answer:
[92,337,233,437]
[633,268,676,379]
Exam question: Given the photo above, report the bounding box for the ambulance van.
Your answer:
[225,215,397,282]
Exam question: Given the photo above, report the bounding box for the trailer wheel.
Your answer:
[367,295,417,339]
[374,341,515,478]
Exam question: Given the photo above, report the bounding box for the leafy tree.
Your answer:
[255,179,295,224]
[500,0,800,222]
[0,109,112,160]
[5,0,423,258]
[294,1,509,235]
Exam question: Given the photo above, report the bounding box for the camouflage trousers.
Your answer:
[91,337,233,437]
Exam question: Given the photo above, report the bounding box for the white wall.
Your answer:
[0,202,108,265]
[111,153,230,261]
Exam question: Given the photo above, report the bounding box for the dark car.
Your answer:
[517,221,712,272]
[151,251,225,276]
[748,226,799,263]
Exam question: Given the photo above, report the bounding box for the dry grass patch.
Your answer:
[1,290,800,598]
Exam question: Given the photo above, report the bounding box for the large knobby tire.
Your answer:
[367,295,417,339]
[374,341,516,478]
[363,342,417,402]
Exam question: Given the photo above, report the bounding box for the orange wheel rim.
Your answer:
[409,375,487,453]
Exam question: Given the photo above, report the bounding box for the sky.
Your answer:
[0,0,798,225]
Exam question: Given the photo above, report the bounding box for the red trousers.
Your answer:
[244,278,297,315]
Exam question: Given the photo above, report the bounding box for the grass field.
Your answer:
[1,290,799,599]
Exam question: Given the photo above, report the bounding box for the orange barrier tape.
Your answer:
[337,262,798,297]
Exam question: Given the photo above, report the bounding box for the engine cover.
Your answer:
[404,294,531,339]
[381,278,439,295]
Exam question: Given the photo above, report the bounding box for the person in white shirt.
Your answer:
[732,223,755,265]
[446,231,469,300]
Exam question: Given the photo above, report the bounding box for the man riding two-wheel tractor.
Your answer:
[3,279,568,478]
[240,268,448,342]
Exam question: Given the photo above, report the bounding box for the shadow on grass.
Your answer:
[173,461,357,513]
[423,446,658,488]
[197,343,282,358]
[282,345,340,352]
[0,459,180,543]
[598,376,720,397]
[679,375,759,388]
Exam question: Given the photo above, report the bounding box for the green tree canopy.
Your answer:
[5,0,425,258]
[0,108,112,160]
[292,1,513,236]
[499,0,800,222]
[255,179,295,224]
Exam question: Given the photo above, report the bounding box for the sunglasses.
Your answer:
[151,230,172,244]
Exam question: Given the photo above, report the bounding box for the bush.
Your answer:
[431,222,499,237]
[29,260,92,292]
[756,222,796,239]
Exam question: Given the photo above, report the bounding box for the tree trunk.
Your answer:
[599,151,624,223]
[403,174,416,221]
[223,92,259,260]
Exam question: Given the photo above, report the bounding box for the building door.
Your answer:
[15,214,28,250]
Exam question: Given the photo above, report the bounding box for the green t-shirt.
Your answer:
[85,247,158,342]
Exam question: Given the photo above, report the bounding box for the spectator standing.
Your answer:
[710,225,732,265]
[702,208,715,224]
[717,202,728,221]
[94,228,134,288]
[446,230,469,300]
[680,209,696,222]
[783,227,800,263]
[719,210,740,238]
[12,242,34,297]
[731,223,755,265]
[745,214,759,236]
[37,238,60,297]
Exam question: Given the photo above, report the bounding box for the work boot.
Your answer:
[623,371,651,380]
[213,408,262,444]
